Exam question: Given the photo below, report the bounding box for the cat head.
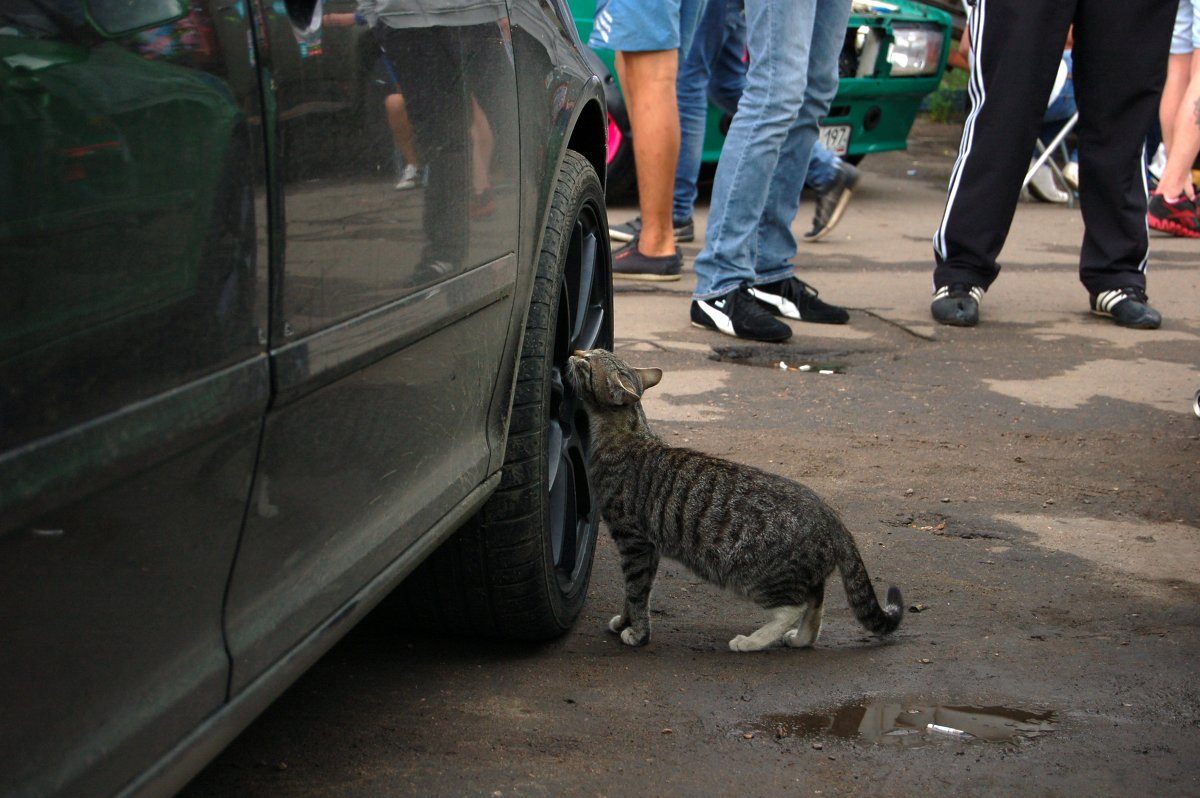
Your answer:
[567,349,662,408]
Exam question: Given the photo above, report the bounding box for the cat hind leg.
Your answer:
[783,604,824,648]
[784,587,826,648]
[730,606,806,653]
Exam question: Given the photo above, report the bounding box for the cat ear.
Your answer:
[635,367,662,391]
[612,373,643,405]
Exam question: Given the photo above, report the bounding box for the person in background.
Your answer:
[609,0,859,253]
[1148,0,1200,238]
[687,0,854,343]
[593,0,707,281]
[931,1,1174,330]
[947,23,1076,204]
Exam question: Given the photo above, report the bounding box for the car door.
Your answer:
[0,1,269,795]
[222,0,523,692]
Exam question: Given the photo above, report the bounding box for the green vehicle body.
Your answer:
[568,0,951,175]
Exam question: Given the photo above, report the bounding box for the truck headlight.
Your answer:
[887,23,944,76]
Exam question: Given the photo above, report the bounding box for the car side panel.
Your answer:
[222,0,523,692]
[0,2,269,795]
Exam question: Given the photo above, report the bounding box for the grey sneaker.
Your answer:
[803,161,860,242]
[931,284,984,327]
[610,216,695,243]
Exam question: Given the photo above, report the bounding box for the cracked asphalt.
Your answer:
[182,118,1199,798]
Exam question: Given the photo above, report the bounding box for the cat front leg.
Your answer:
[609,532,659,647]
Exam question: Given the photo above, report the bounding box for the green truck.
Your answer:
[569,0,953,198]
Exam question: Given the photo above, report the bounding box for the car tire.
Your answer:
[398,150,613,639]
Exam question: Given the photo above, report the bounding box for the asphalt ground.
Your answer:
[183,118,1199,797]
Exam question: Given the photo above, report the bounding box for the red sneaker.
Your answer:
[1147,192,1200,238]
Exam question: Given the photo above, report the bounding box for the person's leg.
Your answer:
[1072,0,1175,304]
[385,93,419,168]
[804,139,839,191]
[752,0,851,281]
[932,1,1071,300]
[708,0,747,114]
[1158,2,1200,201]
[615,50,681,257]
[692,0,820,300]
[1148,4,1200,238]
[673,0,733,226]
[1158,2,1195,156]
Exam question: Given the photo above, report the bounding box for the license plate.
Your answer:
[818,125,851,156]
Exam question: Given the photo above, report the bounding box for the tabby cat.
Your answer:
[566,348,903,652]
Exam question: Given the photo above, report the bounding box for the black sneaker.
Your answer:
[1089,287,1162,329]
[691,284,792,342]
[612,236,682,282]
[747,277,849,324]
[931,284,983,327]
[610,216,695,243]
[803,161,860,242]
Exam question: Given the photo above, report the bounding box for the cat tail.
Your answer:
[837,547,904,636]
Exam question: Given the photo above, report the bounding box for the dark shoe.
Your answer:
[803,161,860,242]
[691,284,792,342]
[1090,287,1162,329]
[612,236,682,282]
[1147,192,1200,238]
[747,277,849,324]
[931,284,983,327]
[672,217,695,242]
[610,216,695,243]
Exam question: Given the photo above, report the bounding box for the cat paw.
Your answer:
[783,628,814,649]
[608,614,627,633]
[729,634,765,653]
[620,627,649,647]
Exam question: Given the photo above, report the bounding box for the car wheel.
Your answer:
[399,150,613,639]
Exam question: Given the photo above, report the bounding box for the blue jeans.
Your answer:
[693,0,853,299]
[674,0,843,222]
[805,138,840,191]
[674,0,747,223]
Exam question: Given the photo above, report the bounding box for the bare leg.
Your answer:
[729,605,806,653]
[385,93,419,167]
[614,49,680,258]
[1158,52,1200,200]
[469,96,494,195]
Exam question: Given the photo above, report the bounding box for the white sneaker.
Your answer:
[395,163,420,190]
[1062,161,1079,191]
[1028,160,1069,203]
[1148,142,1167,183]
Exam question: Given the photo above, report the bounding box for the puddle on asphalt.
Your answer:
[740,702,1057,747]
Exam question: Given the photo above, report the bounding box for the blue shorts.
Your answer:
[1171,0,1200,54]
[589,0,705,53]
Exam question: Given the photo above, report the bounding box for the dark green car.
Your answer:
[0,0,612,795]
[568,0,952,197]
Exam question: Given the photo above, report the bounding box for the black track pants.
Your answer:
[932,0,1176,295]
